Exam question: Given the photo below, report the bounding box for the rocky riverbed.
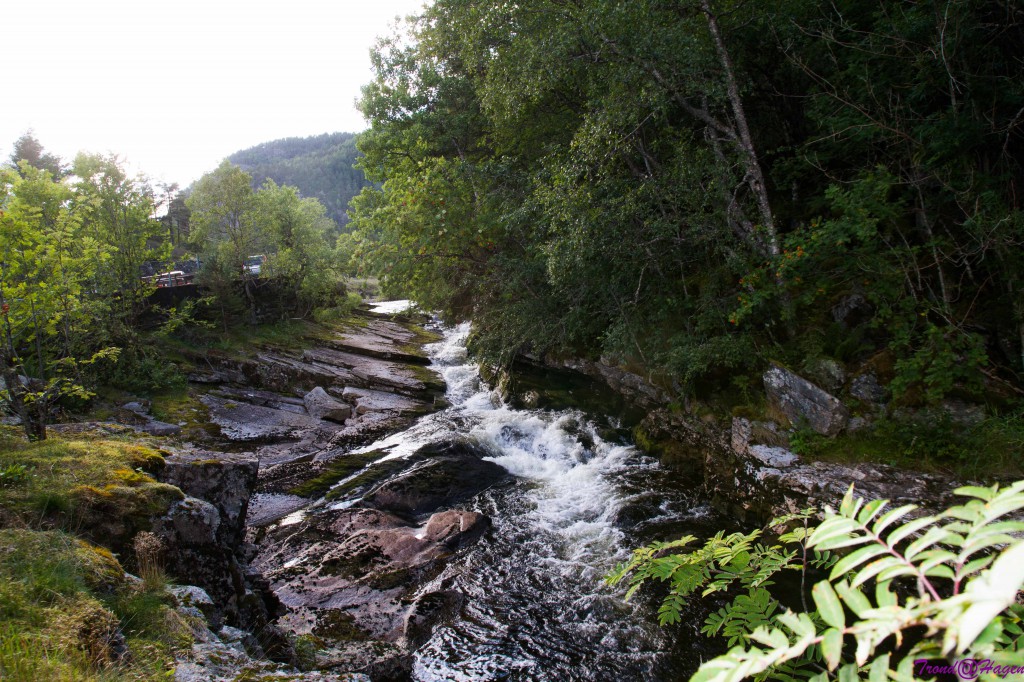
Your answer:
[122,306,489,680]
[105,303,973,682]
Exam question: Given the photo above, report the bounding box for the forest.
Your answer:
[227,132,370,228]
[347,0,1024,414]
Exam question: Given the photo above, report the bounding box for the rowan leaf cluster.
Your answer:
[609,484,1024,681]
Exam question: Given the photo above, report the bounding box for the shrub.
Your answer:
[609,483,1024,681]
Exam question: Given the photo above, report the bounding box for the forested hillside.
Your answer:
[228,132,369,228]
[347,0,1024,408]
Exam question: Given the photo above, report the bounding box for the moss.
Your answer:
[324,457,410,502]
[311,610,371,642]
[73,540,127,595]
[405,363,446,392]
[0,435,183,534]
[288,449,389,498]
[367,567,411,591]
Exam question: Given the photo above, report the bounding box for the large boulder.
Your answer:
[304,386,353,423]
[160,452,258,546]
[256,506,491,645]
[764,363,850,436]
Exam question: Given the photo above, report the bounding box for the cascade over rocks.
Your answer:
[146,310,501,678]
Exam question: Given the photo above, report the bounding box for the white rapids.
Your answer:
[327,316,717,680]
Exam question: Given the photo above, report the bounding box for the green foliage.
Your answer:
[227,132,369,229]
[0,529,185,681]
[787,413,1024,480]
[891,326,989,404]
[611,484,1024,681]
[188,162,346,323]
[348,0,1024,408]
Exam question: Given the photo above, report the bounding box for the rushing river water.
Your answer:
[337,310,728,680]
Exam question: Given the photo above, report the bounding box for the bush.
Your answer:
[609,483,1024,681]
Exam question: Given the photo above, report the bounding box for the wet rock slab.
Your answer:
[255,506,490,642]
[326,317,435,365]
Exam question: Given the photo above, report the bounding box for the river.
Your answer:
[310,312,729,681]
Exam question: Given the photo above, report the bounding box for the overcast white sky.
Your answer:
[4,0,426,188]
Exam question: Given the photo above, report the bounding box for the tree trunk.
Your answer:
[700,0,780,258]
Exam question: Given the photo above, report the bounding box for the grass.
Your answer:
[0,428,182,546]
[0,430,193,679]
[0,529,187,681]
[787,412,1024,480]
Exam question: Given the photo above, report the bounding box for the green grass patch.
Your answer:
[0,431,182,548]
[0,529,187,681]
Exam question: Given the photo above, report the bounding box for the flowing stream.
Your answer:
[337,313,728,680]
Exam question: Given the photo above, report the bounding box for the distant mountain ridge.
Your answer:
[227,132,369,229]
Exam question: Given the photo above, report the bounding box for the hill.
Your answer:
[227,132,369,229]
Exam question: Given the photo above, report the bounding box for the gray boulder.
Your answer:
[850,372,888,404]
[304,386,352,423]
[764,363,850,436]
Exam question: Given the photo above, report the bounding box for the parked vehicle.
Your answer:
[244,255,267,276]
[154,271,187,287]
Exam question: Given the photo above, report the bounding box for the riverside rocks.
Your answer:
[251,439,503,656]
[149,310,499,678]
[303,386,353,422]
[763,363,850,436]
[361,440,509,517]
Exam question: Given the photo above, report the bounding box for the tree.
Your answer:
[187,161,268,324]
[0,167,113,440]
[255,180,340,315]
[73,153,167,332]
[8,131,65,179]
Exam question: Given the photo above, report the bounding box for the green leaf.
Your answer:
[868,653,891,682]
[835,581,872,617]
[821,628,843,670]
[952,485,997,502]
[830,544,890,579]
[887,516,937,546]
[871,505,917,536]
[857,499,887,526]
[955,541,1024,652]
[813,581,845,629]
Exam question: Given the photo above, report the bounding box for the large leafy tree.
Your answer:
[7,131,66,179]
[255,180,340,315]
[72,153,167,332]
[188,161,268,324]
[0,166,111,440]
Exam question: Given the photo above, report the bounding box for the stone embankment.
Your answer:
[506,355,975,525]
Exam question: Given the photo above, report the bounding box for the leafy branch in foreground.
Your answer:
[608,483,1024,681]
